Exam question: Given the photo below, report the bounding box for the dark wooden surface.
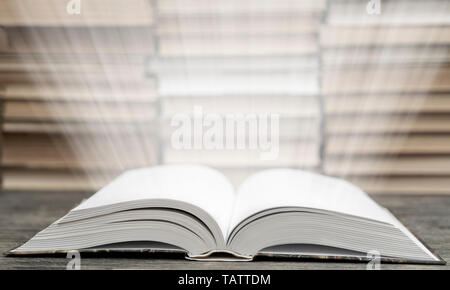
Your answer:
[0,191,448,270]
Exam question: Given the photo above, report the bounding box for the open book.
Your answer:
[8,165,444,264]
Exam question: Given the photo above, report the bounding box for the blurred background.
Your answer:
[0,0,449,195]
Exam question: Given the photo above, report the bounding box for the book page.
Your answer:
[229,169,397,233]
[74,165,236,239]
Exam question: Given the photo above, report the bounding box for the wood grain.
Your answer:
[0,191,448,269]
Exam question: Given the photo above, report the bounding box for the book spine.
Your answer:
[186,250,253,261]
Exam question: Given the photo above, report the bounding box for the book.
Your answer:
[3,121,157,134]
[1,82,157,102]
[8,165,444,264]
[0,53,148,67]
[161,116,321,141]
[0,70,148,84]
[325,94,450,115]
[326,0,450,26]
[322,66,450,94]
[157,0,326,16]
[161,95,320,117]
[0,0,154,26]
[2,132,159,170]
[148,56,318,73]
[321,26,450,47]
[326,135,450,155]
[2,168,115,192]
[3,101,157,123]
[159,35,318,57]
[2,27,155,54]
[163,141,321,168]
[346,176,450,195]
[0,28,7,51]
[322,47,450,67]
[0,59,145,77]
[327,115,450,134]
[324,156,450,176]
[156,73,318,96]
[157,14,320,36]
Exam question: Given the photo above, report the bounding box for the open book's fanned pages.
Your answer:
[6,165,445,265]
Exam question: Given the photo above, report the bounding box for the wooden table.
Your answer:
[0,191,448,269]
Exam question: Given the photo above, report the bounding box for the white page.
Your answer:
[229,169,397,233]
[74,165,236,239]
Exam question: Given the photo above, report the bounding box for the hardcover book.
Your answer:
[7,165,445,264]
